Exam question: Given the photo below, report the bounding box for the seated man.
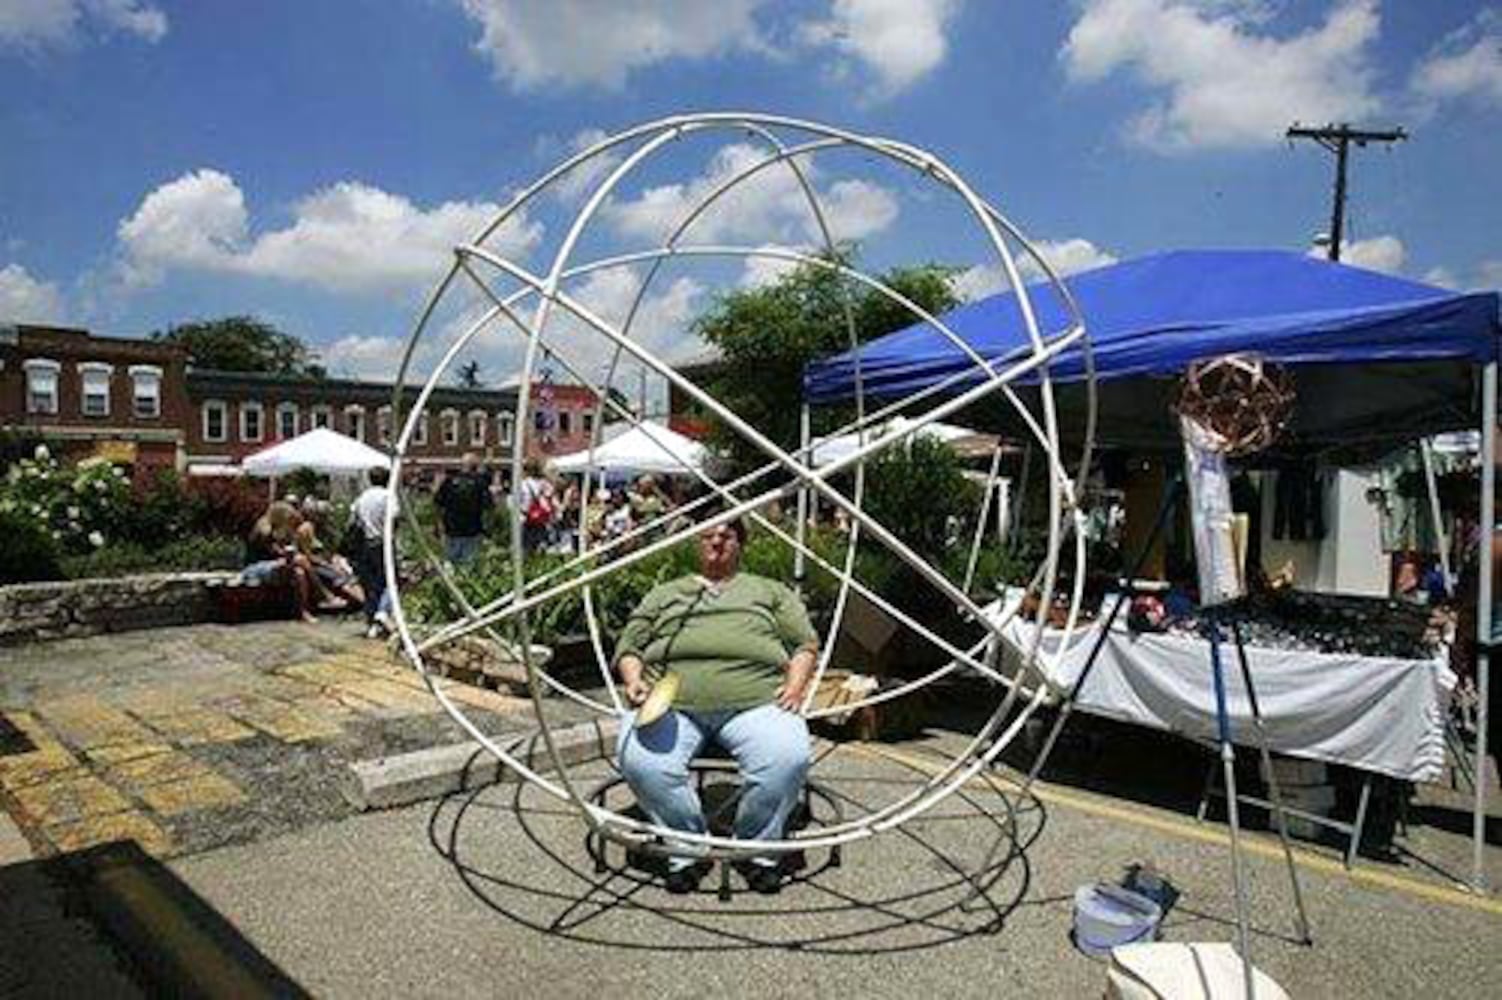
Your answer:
[615,516,817,895]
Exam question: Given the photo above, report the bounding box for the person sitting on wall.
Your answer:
[242,501,318,623]
[614,514,818,896]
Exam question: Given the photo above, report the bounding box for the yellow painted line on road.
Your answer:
[849,742,1502,918]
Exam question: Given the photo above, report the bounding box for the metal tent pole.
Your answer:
[1207,617,1257,997]
[1420,438,1452,590]
[1473,362,1495,892]
[795,403,810,593]
[1229,620,1313,945]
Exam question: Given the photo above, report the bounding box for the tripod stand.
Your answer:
[990,474,1311,991]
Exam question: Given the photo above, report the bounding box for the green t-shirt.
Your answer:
[615,573,818,712]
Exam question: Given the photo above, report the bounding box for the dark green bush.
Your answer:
[0,505,63,584]
[59,535,244,580]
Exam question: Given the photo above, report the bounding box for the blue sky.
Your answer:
[1,1,1498,395]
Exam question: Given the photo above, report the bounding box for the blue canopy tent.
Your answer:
[803,248,1501,889]
[804,249,1500,449]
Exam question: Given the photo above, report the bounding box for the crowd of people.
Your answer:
[238,465,393,638]
[236,454,692,638]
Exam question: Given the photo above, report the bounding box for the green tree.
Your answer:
[691,251,961,472]
[153,316,326,378]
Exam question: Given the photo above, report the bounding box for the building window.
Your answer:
[441,410,459,447]
[23,359,60,415]
[557,410,573,437]
[377,406,392,446]
[582,411,595,437]
[240,401,264,442]
[79,362,113,418]
[129,365,162,418]
[345,406,365,441]
[469,410,486,446]
[497,412,514,446]
[203,400,228,443]
[310,405,332,430]
[277,402,299,440]
[414,412,429,447]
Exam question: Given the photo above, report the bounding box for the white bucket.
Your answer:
[1073,884,1163,958]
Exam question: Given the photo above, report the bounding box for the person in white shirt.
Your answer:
[350,465,393,636]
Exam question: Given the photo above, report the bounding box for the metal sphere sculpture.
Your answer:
[1175,354,1295,457]
[384,114,1095,863]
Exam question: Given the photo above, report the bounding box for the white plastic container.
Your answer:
[1073,883,1163,958]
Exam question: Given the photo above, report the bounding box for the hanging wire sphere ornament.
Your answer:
[382,113,1097,865]
[1174,354,1296,457]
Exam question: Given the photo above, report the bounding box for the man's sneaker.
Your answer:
[374,610,395,633]
[735,861,783,895]
[364,622,384,640]
[663,862,708,895]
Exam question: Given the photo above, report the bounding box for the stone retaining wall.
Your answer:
[0,572,239,646]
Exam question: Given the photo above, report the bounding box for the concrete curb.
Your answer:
[342,717,619,811]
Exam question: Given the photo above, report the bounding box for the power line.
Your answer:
[1286,122,1407,261]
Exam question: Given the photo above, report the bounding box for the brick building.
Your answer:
[2,323,605,477]
[183,369,525,470]
[183,371,603,471]
[0,324,187,481]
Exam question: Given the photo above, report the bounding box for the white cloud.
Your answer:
[1477,260,1502,288]
[955,238,1118,299]
[320,333,425,382]
[458,0,767,90]
[116,169,543,295]
[1062,0,1382,151]
[1310,234,1405,274]
[798,0,961,98]
[0,263,66,322]
[1422,266,1459,290]
[1410,9,1502,109]
[738,246,803,289]
[116,169,249,284]
[0,0,166,48]
[547,128,624,203]
[603,143,899,247]
[1424,259,1502,293]
[324,266,707,393]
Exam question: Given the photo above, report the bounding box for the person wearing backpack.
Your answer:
[518,458,555,554]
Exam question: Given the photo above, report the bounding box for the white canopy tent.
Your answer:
[550,421,708,477]
[809,415,998,467]
[242,428,391,478]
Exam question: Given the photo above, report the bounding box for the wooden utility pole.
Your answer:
[1286,122,1406,261]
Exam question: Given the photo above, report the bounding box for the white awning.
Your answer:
[241,428,391,477]
[550,421,708,476]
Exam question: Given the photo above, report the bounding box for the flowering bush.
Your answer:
[1,445,130,556]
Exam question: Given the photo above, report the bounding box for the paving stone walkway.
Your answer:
[0,621,578,861]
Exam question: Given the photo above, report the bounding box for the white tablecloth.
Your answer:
[992,595,1456,782]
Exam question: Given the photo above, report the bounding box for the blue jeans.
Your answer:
[445,534,481,564]
[617,703,810,872]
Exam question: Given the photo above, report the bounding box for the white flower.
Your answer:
[88,530,105,548]
[29,503,42,515]
[50,530,60,540]
[67,506,80,519]
[34,444,49,461]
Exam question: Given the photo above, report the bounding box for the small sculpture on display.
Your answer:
[1173,353,1296,458]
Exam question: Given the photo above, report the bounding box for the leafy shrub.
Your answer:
[1,445,130,555]
[0,504,63,584]
[59,535,244,580]
[124,469,195,543]
[184,476,268,539]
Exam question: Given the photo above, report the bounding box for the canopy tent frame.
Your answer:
[804,249,1501,892]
